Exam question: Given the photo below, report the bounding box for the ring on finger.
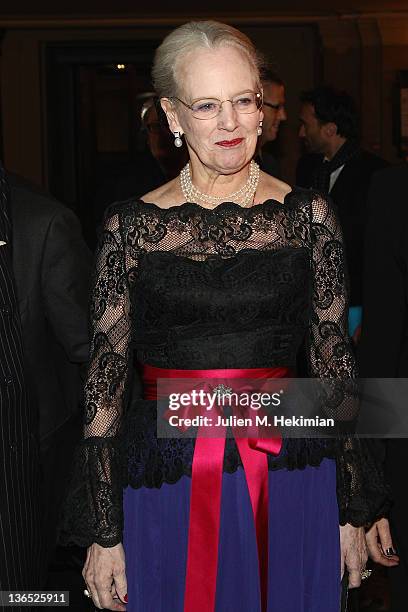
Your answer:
[360,568,372,580]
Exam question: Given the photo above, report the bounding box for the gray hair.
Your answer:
[152,20,264,99]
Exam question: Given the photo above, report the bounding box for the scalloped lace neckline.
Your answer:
[138,188,295,214]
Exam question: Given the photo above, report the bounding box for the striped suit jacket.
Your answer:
[0,164,42,599]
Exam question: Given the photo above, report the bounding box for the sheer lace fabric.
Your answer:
[60,188,390,548]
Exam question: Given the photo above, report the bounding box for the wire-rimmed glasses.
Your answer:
[172,90,263,120]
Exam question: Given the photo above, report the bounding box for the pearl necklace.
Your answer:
[180,161,260,209]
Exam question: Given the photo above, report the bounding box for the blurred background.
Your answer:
[1,0,408,245]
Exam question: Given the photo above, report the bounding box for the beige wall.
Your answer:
[377,18,408,164]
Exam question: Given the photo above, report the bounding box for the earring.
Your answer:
[174,131,183,147]
[257,121,263,136]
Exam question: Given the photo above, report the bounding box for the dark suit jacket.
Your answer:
[9,174,92,443]
[358,165,408,609]
[297,149,388,305]
[256,150,280,179]
[0,165,42,594]
[359,164,408,377]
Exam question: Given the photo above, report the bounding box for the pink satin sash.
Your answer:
[142,364,291,612]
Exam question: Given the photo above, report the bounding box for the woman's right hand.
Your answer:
[83,542,127,611]
[339,523,368,588]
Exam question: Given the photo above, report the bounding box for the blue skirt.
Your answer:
[123,458,340,612]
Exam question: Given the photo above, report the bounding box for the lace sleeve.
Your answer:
[60,205,137,547]
[308,192,390,526]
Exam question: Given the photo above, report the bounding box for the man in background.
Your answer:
[257,69,287,177]
[96,96,188,218]
[0,164,42,605]
[141,97,189,183]
[8,172,91,578]
[359,164,408,612]
[296,86,388,338]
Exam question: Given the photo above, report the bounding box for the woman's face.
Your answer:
[162,45,263,176]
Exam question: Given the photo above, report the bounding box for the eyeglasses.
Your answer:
[263,101,285,111]
[172,90,263,120]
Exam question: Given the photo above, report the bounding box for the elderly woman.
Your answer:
[61,21,390,612]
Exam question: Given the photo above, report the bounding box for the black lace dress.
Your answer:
[61,188,389,582]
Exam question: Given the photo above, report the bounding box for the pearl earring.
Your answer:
[257,121,263,136]
[174,131,183,147]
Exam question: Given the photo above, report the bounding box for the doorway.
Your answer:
[45,40,159,246]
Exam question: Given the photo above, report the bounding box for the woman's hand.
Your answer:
[366,518,399,567]
[83,542,127,611]
[339,524,368,588]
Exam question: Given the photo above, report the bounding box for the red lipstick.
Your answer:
[215,138,243,147]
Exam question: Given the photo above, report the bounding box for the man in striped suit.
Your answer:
[0,163,42,602]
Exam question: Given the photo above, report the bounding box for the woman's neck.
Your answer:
[188,159,251,198]
[180,159,259,209]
